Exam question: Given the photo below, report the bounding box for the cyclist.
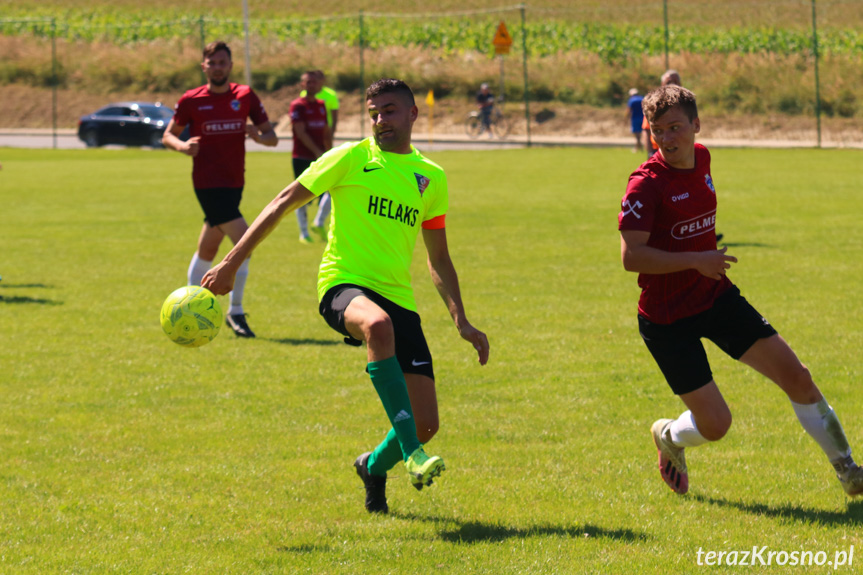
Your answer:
[476,83,494,137]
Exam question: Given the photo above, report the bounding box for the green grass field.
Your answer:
[2,144,863,573]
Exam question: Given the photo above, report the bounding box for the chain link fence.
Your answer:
[1,1,861,147]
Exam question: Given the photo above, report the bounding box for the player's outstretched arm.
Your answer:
[620,230,736,280]
[423,227,490,366]
[202,180,316,295]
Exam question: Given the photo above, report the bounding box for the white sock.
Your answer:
[792,398,852,462]
[313,192,331,227]
[228,258,250,316]
[669,410,710,448]
[187,253,212,286]
[296,204,309,238]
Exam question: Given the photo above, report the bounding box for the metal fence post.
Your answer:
[520,4,531,147]
[663,0,670,70]
[811,0,822,148]
[359,10,365,139]
[242,0,252,88]
[199,16,206,84]
[51,17,57,150]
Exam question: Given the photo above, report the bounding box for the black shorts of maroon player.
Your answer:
[319,284,435,380]
[194,187,243,226]
[638,286,778,395]
[292,157,313,179]
[292,158,323,205]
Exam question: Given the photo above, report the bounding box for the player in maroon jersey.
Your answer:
[618,85,863,497]
[162,40,278,338]
[290,71,332,243]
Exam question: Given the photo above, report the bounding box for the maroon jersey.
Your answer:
[173,83,269,189]
[289,97,328,160]
[618,143,732,324]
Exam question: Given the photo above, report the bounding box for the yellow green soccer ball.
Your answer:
[160,286,222,347]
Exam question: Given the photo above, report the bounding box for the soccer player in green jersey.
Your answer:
[305,70,340,241]
[202,78,490,514]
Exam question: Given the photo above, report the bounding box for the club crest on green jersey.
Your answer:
[415,173,430,196]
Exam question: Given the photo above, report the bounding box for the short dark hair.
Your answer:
[642,84,698,124]
[203,40,231,60]
[366,78,415,106]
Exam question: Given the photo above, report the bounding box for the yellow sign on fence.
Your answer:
[426,90,435,144]
[493,20,513,55]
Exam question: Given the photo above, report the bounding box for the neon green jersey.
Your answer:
[299,86,340,127]
[298,137,448,311]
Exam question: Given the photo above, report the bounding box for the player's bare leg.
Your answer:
[405,374,439,445]
[741,335,863,496]
[354,374,440,513]
[188,223,225,285]
[345,297,444,509]
[219,217,254,337]
[652,382,727,494]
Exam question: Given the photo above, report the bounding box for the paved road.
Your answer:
[3,129,854,151]
[0,131,89,150]
[0,128,631,153]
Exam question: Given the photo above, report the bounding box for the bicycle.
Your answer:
[465,105,510,139]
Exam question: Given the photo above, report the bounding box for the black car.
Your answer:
[77,102,174,148]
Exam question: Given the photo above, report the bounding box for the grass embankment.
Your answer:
[1,2,862,126]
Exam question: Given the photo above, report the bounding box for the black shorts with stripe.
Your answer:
[319,284,434,380]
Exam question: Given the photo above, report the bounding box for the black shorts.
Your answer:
[194,187,243,226]
[319,284,434,380]
[292,157,314,179]
[638,286,778,395]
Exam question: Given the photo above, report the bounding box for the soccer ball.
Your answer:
[160,286,222,347]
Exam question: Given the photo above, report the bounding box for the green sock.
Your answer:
[368,356,420,461]
[367,428,403,476]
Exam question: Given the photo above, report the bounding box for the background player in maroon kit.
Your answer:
[618,84,863,497]
[162,40,277,338]
[290,71,331,243]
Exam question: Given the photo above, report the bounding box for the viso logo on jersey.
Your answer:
[202,120,246,135]
[672,210,716,239]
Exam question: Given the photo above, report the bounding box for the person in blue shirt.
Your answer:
[626,88,644,153]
